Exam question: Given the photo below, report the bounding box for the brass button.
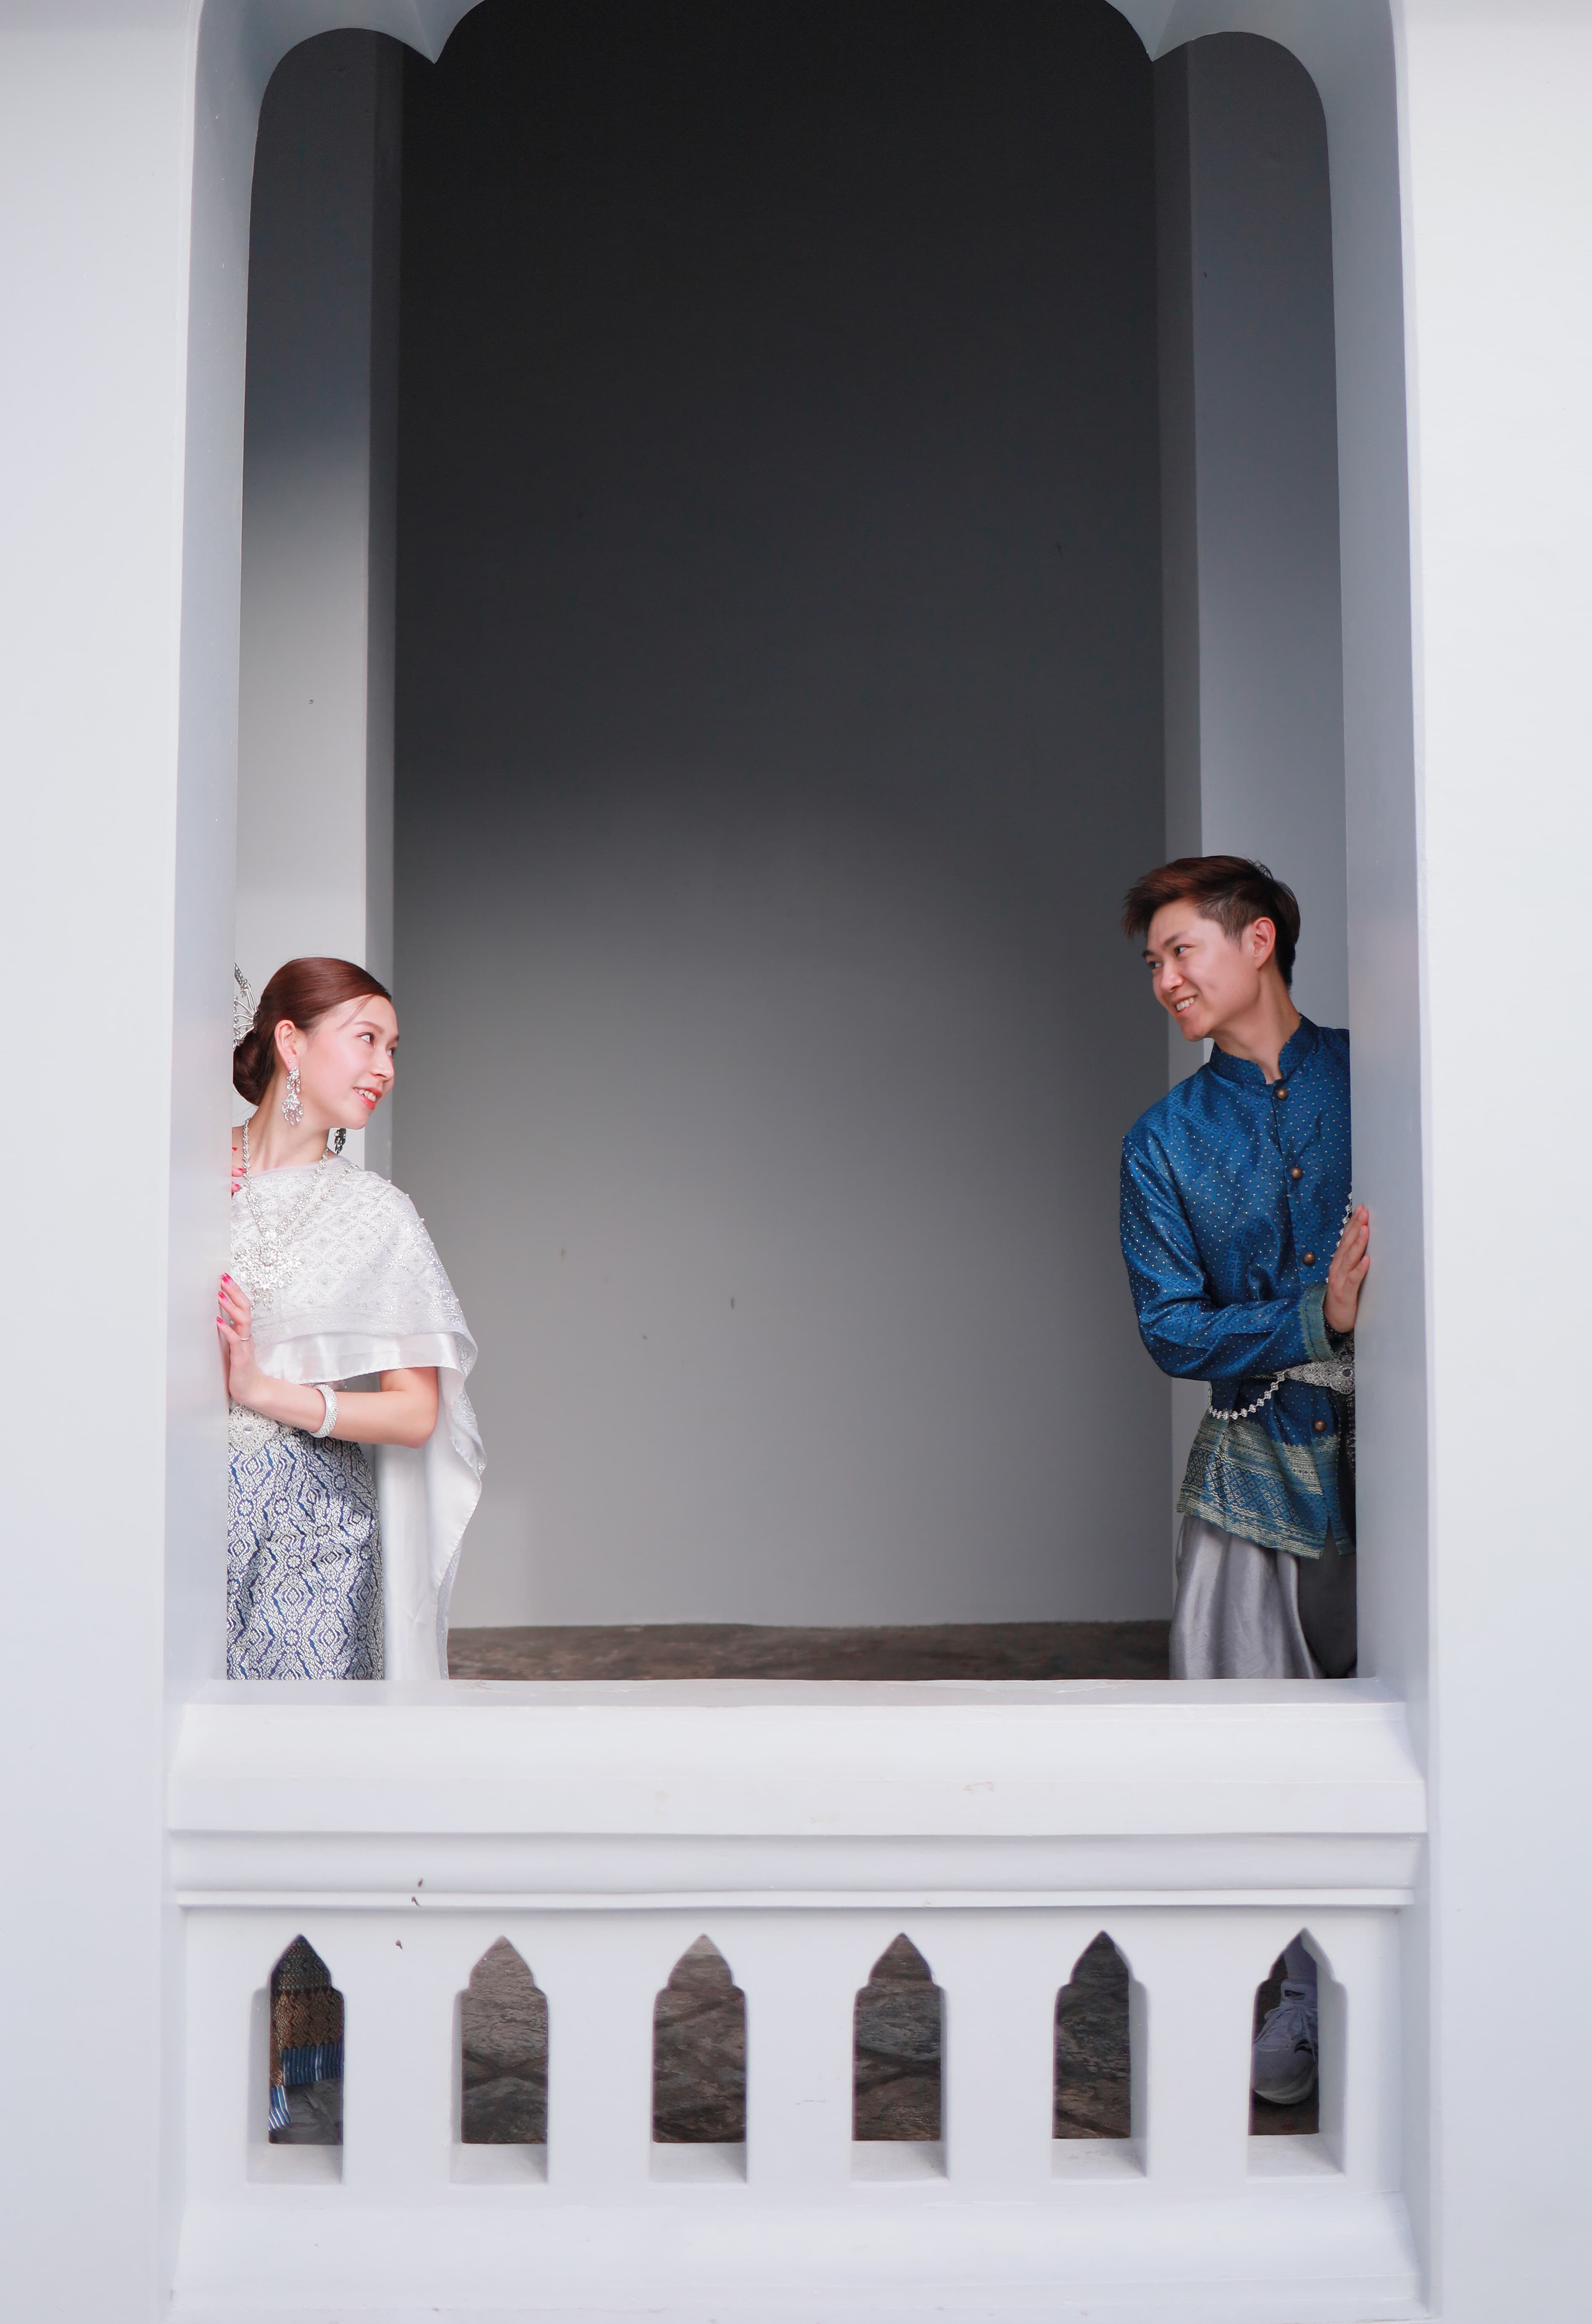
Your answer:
[1303,1251,1316,1265]
[1313,1418,1326,1434]
[1290,1166,1303,1181]
[1274,1085,1288,1100]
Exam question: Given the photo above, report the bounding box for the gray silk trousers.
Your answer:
[1170,1516,1357,1680]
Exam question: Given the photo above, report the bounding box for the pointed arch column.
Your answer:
[0,4,480,2313]
[235,26,404,1175]
[1112,6,1592,2316]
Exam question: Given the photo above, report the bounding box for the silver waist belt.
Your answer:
[1209,1347,1355,1473]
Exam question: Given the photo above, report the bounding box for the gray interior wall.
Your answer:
[393,0,1170,1626]
[237,29,401,1174]
[1153,33,1349,1534]
[363,37,403,1026]
[1155,47,1203,884]
[1155,33,1348,1032]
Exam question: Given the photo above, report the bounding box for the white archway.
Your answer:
[6,0,1592,2313]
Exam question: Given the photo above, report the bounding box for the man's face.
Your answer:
[1142,899,1274,1043]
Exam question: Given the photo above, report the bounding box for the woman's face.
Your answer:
[279,994,400,1130]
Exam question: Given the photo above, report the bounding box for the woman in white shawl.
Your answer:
[219,957,482,1681]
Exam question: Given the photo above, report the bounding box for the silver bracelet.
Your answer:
[310,1384,338,1439]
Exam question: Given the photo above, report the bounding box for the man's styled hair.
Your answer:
[1120,855,1301,987]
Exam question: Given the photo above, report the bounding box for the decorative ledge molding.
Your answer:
[170,1679,1425,1907]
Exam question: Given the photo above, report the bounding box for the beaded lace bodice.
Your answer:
[226,1159,483,1676]
[228,1161,474,1454]
[230,1159,468,1340]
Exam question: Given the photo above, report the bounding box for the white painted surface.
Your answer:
[0,13,197,2316]
[0,2,474,2313]
[1159,33,1350,1034]
[1153,31,1352,1535]
[1132,0,1592,2312]
[1154,45,1203,892]
[236,29,402,1174]
[1397,5,1592,2317]
[169,1686,1420,2319]
[1133,0,1434,2272]
[169,1679,1425,1851]
[2,0,1587,2309]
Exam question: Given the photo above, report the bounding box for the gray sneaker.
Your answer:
[1251,1979,1318,2105]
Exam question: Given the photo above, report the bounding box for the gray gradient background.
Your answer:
[237,32,402,1176]
[391,0,1172,1625]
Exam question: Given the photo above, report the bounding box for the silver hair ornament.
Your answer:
[233,966,258,1046]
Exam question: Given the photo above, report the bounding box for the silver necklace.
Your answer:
[237,1119,338,1293]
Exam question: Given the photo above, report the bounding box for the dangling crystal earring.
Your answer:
[281,1066,304,1128]
[329,1127,346,1155]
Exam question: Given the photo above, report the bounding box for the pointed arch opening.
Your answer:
[651,1935,746,2178]
[268,1936,343,2147]
[852,1934,943,2175]
[1249,1928,1345,2170]
[461,1936,547,2145]
[1054,1931,1135,2142]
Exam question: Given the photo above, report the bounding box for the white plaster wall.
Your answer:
[1155,46,1204,894]
[1397,8,1592,2314]
[1154,29,1350,1532]
[0,19,197,2316]
[1155,30,1349,1028]
[0,1,471,2309]
[1175,34,1350,1033]
[1123,0,1592,2306]
[236,28,402,1175]
[1130,0,1433,2263]
[3,0,1588,2308]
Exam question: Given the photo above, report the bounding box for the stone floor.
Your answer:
[650,1936,746,2143]
[276,1931,1308,2148]
[1053,1933,1133,2139]
[277,1626,1317,2145]
[462,1936,550,2145]
[448,1929,1143,2149]
[849,1934,941,2140]
[447,1619,1170,1683]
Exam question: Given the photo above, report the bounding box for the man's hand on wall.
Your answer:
[1324,1205,1371,1336]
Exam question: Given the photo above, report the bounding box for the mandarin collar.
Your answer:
[1206,1014,1320,1091]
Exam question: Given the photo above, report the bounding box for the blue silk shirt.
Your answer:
[1119,1017,1353,1559]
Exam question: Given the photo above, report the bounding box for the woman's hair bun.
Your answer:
[232,956,393,1104]
[232,1020,276,1105]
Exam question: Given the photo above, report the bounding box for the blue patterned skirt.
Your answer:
[227,1418,384,1680]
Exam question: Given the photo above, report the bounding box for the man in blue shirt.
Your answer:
[1120,854,1368,1676]
[1119,855,1370,2104]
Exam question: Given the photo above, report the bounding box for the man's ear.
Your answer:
[1248,916,1278,968]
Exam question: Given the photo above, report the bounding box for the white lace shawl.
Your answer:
[229,1159,483,1678]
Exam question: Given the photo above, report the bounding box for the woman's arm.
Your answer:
[218,1274,440,1449]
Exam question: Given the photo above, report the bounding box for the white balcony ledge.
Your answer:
[170,1677,1424,1907]
[172,1680,1423,2320]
